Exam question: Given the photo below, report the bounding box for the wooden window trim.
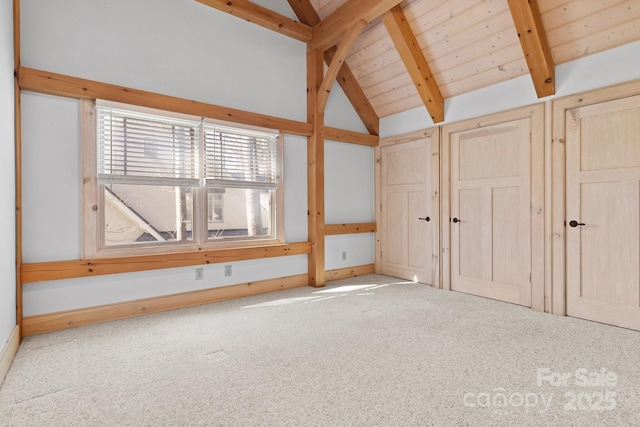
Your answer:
[83,100,286,259]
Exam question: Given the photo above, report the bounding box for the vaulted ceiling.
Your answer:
[199,0,640,133]
[310,0,640,118]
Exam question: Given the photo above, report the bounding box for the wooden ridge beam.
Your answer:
[309,0,404,52]
[195,0,312,42]
[507,0,555,97]
[317,19,366,113]
[287,0,379,135]
[21,242,311,283]
[382,5,444,123]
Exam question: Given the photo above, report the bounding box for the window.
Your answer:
[83,100,283,257]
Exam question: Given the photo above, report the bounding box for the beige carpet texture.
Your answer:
[1,274,640,426]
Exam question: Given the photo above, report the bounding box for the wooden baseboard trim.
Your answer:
[0,325,20,385]
[326,264,375,281]
[22,264,377,336]
[23,274,308,336]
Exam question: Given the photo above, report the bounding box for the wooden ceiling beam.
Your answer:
[287,0,380,135]
[195,0,312,43]
[382,5,444,123]
[324,47,379,135]
[309,0,404,52]
[317,20,367,114]
[507,0,555,97]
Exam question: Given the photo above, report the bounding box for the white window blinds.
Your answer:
[97,107,200,187]
[97,106,279,189]
[204,124,279,189]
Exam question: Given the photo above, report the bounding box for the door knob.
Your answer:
[568,220,585,227]
[452,217,460,224]
[418,216,431,222]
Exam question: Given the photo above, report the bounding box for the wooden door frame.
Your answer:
[551,78,640,316]
[441,104,545,312]
[376,127,441,288]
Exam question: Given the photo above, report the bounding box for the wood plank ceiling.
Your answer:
[308,0,640,119]
[201,0,640,127]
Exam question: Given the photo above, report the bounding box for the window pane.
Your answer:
[208,189,224,223]
[104,184,194,246]
[208,188,273,239]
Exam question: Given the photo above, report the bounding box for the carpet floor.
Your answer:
[1,274,640,426]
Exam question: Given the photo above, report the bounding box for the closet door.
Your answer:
[449,118,532,306]
[380,137,437,285]
[566,95,640,330]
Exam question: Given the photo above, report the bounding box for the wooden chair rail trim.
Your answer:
[21,242,311,283]
[325,222,376,235]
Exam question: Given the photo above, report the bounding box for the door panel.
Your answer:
[492,186,521,286]
[386,192,405,266]
[450,118,532,306]
[566,95,640,330]
[458,188,490,281]
[380,138,435,284]
[408,190,428,270]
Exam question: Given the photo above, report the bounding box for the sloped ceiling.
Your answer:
[310,0,640,118]
[200,0,640,127]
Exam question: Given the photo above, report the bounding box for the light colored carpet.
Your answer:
[1,274,640,426]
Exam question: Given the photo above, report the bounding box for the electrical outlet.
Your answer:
[342,251,347,261]
[225,265,232,276]
[195,267,203,280]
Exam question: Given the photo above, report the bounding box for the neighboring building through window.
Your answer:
[83,100,283,257]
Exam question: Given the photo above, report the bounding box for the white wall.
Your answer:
[381,40,640,137]
[20,0,374,316]
[0,1,17,344]
[325,140,375,270]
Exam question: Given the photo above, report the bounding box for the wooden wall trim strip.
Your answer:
[325,264,375,281]
[17,67,375,146]
[0,325,19,383]
[325,127,378,146]
[22,274,310,336]
[17,67,313,137]
[21,242,311,284]
[195,0,312,43]
[325,222,376,235]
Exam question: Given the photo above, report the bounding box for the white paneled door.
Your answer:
[566,95,640,330]
[380,137,438,285]
[449,118,532,307]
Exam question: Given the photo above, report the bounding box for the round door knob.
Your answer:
[418,216,431,222]
[569,220,585,227]
[452,217,460,224]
